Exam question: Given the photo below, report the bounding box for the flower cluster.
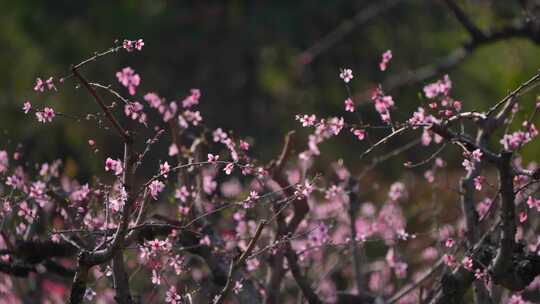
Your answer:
[35,107,55,123]
[371,86,395,123]
[181,88,201,108]
[148,180,165,200]
[462,149,482,174]
[124,101,147,124]
[105,158,123,176]
[379,50,392,71]
[122,39,144,52]
[13,38,540,304]
[34,77,56,92]
[500,122,538,151]
[423,75,462,118]
[242,190,260,209]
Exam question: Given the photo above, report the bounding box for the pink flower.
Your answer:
[344,98,355,112]
[386,248,396,267]
[213,128,228,143]
[471,149,483,162]
[508,294,527,304]
[421,247,438,261]
[207,154,219,162]
[371,86,395,123]
[462,256,474,271]
[500,126,538,151]
[462,159,474,174]
[246,258,260,271]
[527,196,536,209]
[233,281,244,295]
[34,77,56,92]
[46,77,56,91]
[182,110,202,126]
[22,101,32,114]
[108,187,127,213]
[160,161,170,178]
[296,114,317,127]
[175,186,190,202]
[408,107,426,126]
[168,143,179,156]
[162,101,178,122]
[165,286,182,304]
[239,140,250,151]
[519,211,528,223]
[144,92,162,108]
[35,107,55,123]
[242,190,260,209]
[224,163,234,175]
[151,269,161,285]
[477,198,492,219]
[0,151,9,174]
[445,238,455,248]
[34,78,45,92]
[453,100,462,111]
[70,184,90,203]
[394,262,408,279]
[199,235,211,246]
[388,182,407,202]
[379,50,392,71]
[308,223,329,246]
[181,88,201,108]
[351,128,366,140]
[423,75,452,99]
[203,174,217,194]
[421,129,432,146]
[124,102,146,124]
[116,67,140,95]
[134,39,144,51]
[295,180,314,199]
[328,117,344,135]
[424,170,435,183]
[526,196,540,211]
[123,39,144,52]
[474,176,485,190]
[339,68,353,83]
[474,269,486,280]
[105,158,123,176]
[148,180,165,200]
[443,254,456,267]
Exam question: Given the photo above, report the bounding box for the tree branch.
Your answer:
[355,23,530,101]
[71,67,130,142]
[443,0,486,42]
[297,0,405,65]
[284,242,322,304]
[213,220,266,304]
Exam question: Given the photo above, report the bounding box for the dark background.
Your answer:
[1,0,539,181]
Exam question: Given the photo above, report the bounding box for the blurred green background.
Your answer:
[1,0,539,180]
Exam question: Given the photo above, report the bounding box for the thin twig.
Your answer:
[71,68,130,142]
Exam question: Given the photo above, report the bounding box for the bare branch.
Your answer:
[443,0,486,42]
[71,68,130,142]
[213,220,266,304]
[346,180,363,294]
[284,241,322,304]
[297,0,405,65]
[112,252,133,304]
